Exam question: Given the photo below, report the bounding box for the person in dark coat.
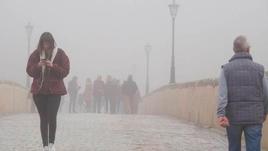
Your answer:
[104,75,113,113]
[105,77,120,114]
[26,32,70,151]
[68,76,80,113]
[93,76,105,113]
[114,79,122,114]
[83,78,93,112]
[121,75,139,114]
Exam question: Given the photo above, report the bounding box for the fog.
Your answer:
[0,0,268,94]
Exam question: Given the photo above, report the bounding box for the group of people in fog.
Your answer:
[67,75,141,114]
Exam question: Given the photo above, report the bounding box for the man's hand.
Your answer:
[218,116,230,128]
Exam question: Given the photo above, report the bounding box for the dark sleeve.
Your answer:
[26,51,41,78]
[51,50,70,79]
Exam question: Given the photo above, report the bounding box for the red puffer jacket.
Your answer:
[26,48,70,95]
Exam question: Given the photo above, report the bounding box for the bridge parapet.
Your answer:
[138,79,268,149]
[0,81,31,113]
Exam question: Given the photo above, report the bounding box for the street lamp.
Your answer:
[25,22,34,88]
[145,43,151,95]
[168,0,179,84]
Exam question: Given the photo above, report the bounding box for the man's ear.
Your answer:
[244,42,250,53]
[245,47,250,53]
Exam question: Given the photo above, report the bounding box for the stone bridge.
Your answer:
[0,80,267,151]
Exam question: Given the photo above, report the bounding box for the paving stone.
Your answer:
[0,113,233,151]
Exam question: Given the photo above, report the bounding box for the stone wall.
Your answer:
[138,79,268,149]
[0,81,31,113]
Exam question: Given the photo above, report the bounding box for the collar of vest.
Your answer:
[229,52,253,62]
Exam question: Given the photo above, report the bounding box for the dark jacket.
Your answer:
[104,80,118,98]
[68,80,80,96]
[93,79,105,97]
[223,52,265,124]
[122,80,138,97]
[26,48,70,95]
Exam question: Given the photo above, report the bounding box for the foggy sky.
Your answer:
[0,0,268,94]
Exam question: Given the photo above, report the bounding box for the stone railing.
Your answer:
[0,81,31,113]
[138,79,268,149]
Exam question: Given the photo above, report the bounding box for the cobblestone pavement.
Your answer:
[0,113,232,151]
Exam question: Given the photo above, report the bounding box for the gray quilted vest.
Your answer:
[223,52,265,124]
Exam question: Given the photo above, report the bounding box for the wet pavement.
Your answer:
[0,113,231,151]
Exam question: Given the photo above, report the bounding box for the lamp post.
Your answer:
[145,43,151,95]
[25,22,34,88]
[168,0,179,84]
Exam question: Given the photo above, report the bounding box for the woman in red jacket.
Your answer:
[26,32,70,151]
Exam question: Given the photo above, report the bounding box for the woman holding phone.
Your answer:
[26,32,70,151]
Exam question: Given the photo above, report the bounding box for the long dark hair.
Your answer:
[37,32,56,59]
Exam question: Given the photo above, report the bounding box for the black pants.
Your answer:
[107,96,116,114]
[105,97,109,113]
[93,96,102,113]
[33,94,61,147]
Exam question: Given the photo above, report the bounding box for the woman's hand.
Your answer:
[45,60,53,68]
[38,60,46,67]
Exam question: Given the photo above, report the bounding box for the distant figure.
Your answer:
[105,77,121,114]
[93,76,105,113]
[217,36,268,151]
[122,75,139,114]
[114,79,122,114]
[77,93,85,112]
[26,32,70,151]
[68,76,80,113]
[83,78,93,112]
[104,75,113,113]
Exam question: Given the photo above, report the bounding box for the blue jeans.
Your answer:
[226,124,263,151]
